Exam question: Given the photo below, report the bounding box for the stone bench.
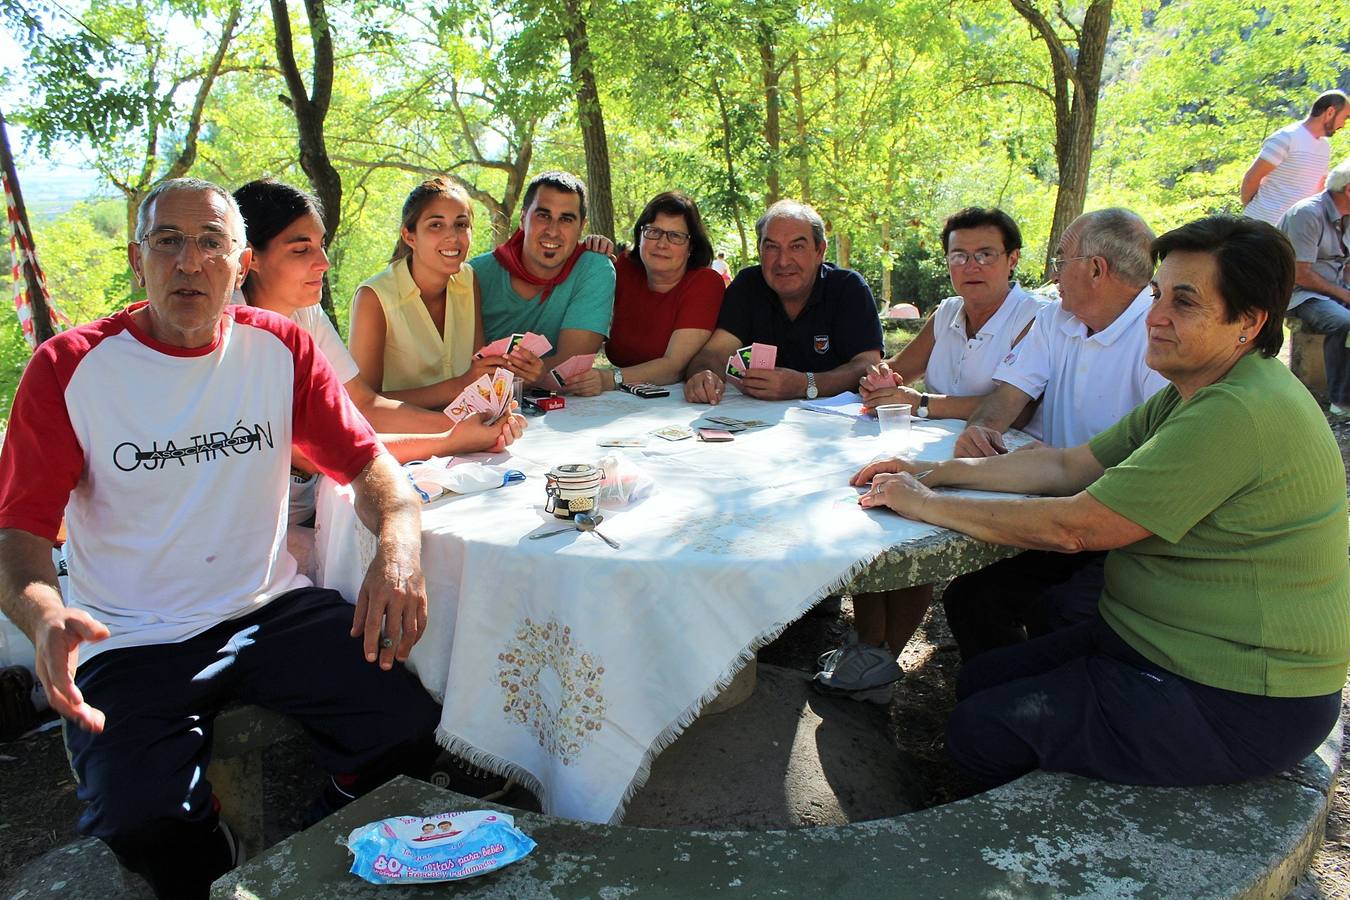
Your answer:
[1287,316,1328,398]
[204,663,758,862]
[209,704,306,859]
[211,720,1342,899]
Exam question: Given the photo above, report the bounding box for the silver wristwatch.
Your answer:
[805,372,819,400]
[612,367,624,388]
[915,393,931,418]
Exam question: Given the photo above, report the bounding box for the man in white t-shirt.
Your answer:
[1241,90,1349,226]
[0,179,440,898]
[945,209,1167,661]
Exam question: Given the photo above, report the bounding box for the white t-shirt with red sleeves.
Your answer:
[0,303,382,660]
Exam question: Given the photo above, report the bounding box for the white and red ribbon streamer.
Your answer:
[5,172,70,348]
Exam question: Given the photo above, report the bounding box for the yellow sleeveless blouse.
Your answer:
[354,258,476,392]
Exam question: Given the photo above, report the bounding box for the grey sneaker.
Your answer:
[817,630,859,673]
[812,642,900,704]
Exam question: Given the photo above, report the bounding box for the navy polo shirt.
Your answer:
[717,263,883,372]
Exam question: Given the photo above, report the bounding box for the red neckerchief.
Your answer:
[491,227,586,303]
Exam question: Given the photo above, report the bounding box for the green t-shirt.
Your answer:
[1087,353,1350,697]
[472,250,615,347]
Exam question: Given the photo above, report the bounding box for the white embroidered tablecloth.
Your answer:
[314,390,1012,823]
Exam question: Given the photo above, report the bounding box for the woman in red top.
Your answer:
[597,191,725,389]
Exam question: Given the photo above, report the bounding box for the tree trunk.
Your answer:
[711,78,750,260]
[759,27,781,205]
[0,110,57,346]
[880,217,892,310]
[1008,0,1113,269]
[836,231,851,270]
[271,0,342,321]
[790,52,810,202]
[563,0,614,239]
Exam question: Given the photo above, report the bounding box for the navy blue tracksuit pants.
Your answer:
[64,587,441,898]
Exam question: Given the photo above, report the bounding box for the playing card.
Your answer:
[475,337,512,359]
[507,333,527,353]
[736,346,754,371]
[652,425,695,441]
[443,395,474,423]
[463,375,498,415]
[596,436,648,447]
[705,415,741,426]
[550,353,597,387]
[518,332,553,356]
[864,367,897,391]
[725,354,746,380]
[750,342,777,370]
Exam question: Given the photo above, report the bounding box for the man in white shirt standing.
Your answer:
[1241,91,1349,226]
[946,208,1168,661]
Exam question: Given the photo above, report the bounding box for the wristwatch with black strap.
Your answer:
[915,393,931,418]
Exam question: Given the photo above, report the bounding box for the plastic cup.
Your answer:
[876,403,912,450]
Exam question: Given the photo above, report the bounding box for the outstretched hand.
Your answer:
[35,608,110,732]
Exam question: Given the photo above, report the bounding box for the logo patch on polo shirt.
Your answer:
[813,334,830,354]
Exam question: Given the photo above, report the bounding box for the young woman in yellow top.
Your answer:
[349,176,543,407]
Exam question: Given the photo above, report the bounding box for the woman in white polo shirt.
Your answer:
[815,207,1047,702]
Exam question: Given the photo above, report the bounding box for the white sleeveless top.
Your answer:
[925,283,1046,396]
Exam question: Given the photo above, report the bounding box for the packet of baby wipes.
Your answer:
[346,810,536,884]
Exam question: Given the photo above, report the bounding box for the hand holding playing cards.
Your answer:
[741,367,805,401]
[862,382,923,413]
[858,363,902,402]
[548,353,597,393]
[464,353,509,386]
[476,332,551,387]
[559,366,603,397]
[504,347,544,384]
[683,369,726,405]
[448,411,515,453]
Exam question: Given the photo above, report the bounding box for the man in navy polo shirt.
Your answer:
[684,200,883,404]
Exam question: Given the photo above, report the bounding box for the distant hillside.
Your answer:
[16,169,108,222]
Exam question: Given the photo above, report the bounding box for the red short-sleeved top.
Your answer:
[605,253,725,367]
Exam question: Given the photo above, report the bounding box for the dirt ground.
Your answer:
[1,418,1348,895]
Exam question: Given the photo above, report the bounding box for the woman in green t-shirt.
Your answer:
[854,215,1349,787]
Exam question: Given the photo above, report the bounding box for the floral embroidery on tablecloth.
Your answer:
[497,618,606,765]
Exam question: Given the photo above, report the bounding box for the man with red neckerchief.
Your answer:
[471,171,616,396]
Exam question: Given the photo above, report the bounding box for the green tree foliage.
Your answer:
[2,0,1348,416]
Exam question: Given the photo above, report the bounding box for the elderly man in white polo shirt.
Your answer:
[945,208,1168,661]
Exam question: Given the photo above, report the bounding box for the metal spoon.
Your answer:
[528,514,604,540]
[575,512,620,549]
